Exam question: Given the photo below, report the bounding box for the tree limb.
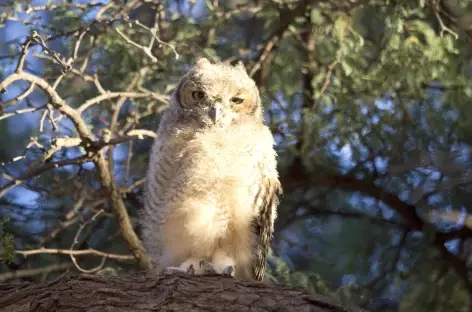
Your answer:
[0,70,152,270]
[0,273,367,312]
[281,163,472,292]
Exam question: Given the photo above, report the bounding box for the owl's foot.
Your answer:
[199,260,234,277]
[161,264,195,276]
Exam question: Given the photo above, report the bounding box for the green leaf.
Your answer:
[341,60,352,76]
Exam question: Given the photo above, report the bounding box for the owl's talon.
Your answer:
[187,264,195,275]
[198,260,233,276]
[199,260,217,275]
[222,265,234,276]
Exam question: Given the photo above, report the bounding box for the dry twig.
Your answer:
[16,248,134,262]
[0,34,153,270]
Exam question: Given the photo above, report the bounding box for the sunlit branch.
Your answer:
[0,39,152,268]
[16,248,134,262]
[0,105,46,121]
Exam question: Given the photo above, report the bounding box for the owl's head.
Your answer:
[172,58,262,128]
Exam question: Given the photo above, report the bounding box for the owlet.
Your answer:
[140,58,281,281]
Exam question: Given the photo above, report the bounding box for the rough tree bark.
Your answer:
[0,272,366,312]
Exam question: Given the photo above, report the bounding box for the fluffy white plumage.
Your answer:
[140,58,281,281]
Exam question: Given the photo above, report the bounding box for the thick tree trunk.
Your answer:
[0,272,366,312]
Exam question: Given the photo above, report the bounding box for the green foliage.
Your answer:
[0,217,14,263]
[267,254,333,295]
[267,251,363,307]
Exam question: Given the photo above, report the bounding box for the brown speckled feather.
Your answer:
[253,173,282,281]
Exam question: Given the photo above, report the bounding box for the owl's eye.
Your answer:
[230,97,244,104]
[192,91,206,101]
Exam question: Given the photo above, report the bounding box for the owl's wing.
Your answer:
[252,164,282,281]
[141,136,174,266]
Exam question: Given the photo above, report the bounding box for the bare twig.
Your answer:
[0,137,44,167]
[108,72,143,174]
[435,12,459,39]
[0,82,36,109]
[0,105,46,121]
[115,15,179,62]
[69,209,107,273]
[16,247,135,262]
[15,38,32,73]
[313,60,339,109]
[0,130,155,195]
[39,217,80,247]
[1,70,152,269]
[134,19,179,59]
[41,136,82,162]
[115,27,158,63]
[30,31,72,72]
[125,136,134,182]
[433,0,459,39]
[77,92,155,114]
[0,155,91,198]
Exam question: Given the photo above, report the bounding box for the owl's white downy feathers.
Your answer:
[140,58,281,281]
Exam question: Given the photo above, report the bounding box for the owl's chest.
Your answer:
[169,127,267,193]
[188,139,259,178]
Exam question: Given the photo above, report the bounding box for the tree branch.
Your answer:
[16,248,134,261]
[0,273,367,312]
[0,155,91,198]
[281,162,472,292]
[0,70,152,270]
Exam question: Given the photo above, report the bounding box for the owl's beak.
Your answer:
[209,103,220,124]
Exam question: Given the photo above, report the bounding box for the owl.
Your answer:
[140,58,281,281]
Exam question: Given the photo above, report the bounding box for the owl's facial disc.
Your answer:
[190,89,219,124]
[175,59,263,127]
